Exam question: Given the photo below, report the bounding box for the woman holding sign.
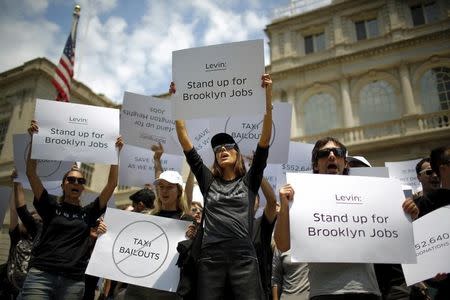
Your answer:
[20,120,123,300]
[174,74,273,300]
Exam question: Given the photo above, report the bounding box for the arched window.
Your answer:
[303,93,337,135]
[420,67,450,113]
[359,80,399,125]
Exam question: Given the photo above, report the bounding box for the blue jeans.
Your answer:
[197,239,263,300]
[19,268,85,300]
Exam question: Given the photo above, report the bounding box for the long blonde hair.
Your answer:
[150,184,190,217]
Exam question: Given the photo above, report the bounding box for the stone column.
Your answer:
[287,88,300,138]
[340,77,355,127]
[399,64,416,115]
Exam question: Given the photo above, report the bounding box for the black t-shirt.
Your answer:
[252,213,276,300]
[29,190,105,279]
[415,188,450,218]
[185,145,268,247]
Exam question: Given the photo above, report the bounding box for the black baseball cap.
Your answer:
[211,133,239,150]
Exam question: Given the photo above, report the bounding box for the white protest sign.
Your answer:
[119,144,184,188]
[121,92,181,155]
[0,186,12,225]
[209,102,291,163]
[349,167,390,178]
[13,134,74,185]
[32,99,120,164]
[86,208,190,292]
[385,159,421,193]
[287,173,416,263]
[172,39,265,119]
[281,142,314,174]
[402,206,450,286]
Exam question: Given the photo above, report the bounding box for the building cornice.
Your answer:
[0,57,117,108]
[270,28,450,80]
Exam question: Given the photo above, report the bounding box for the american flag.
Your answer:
[51,9,80,102]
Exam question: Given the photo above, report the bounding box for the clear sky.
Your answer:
[0,0,290,103]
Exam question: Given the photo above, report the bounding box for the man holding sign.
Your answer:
[275,137,419,300]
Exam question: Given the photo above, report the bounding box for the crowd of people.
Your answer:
[0,74,448,300]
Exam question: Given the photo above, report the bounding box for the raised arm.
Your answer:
[185,170,195,207]
[151,142,164,179]
[9,173,18,230]
[258,74,273,148]
[274,184,294,252]
[170,82,194,152]
[26,120,44,200]
[261,177,277,223]
[98,136,123,209]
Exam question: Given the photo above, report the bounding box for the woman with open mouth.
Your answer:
[20,120,123,300]
[173,73,273,300]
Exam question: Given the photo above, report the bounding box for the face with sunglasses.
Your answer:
[214,143,238,167]
[314,141,347,175]
[417,162,440,192]
[62,170,86,202]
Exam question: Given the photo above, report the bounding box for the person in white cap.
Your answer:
[173,74,273,300]
[123,169,192,300]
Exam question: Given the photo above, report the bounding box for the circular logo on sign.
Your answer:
[224,117,276,147]
[112,220,169,278]
[24,142,63,178]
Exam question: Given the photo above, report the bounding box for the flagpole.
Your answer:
[51,4,81,102]
[71,5,81,52]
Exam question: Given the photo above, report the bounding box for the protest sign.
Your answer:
[86,208,190,292]
[0,186,12,225]
[13,134,73,185]
[402,206,450,286]
[31,99,120,164]
[209,102,291,163]
[119,144,184,187]
[287,173,416,263]
[385,159,422,193]
[121,92,180,155]
[172,40,265,119]
[281,142,314,174]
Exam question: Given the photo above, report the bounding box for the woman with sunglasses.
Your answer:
[173,74,273,300]
[20,120,123,300]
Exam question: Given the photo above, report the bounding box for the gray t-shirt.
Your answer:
[308,262,380,298]
[185,145,269,247]
[272,249,310,300]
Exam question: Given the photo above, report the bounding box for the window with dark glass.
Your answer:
[304,32,325,54]
[411,2,439,26]
[355,19,379,40]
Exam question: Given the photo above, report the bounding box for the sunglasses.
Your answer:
[419,169,434,176]
[317,147,346,159]
[66,176,86,185]
[213,143,236,153]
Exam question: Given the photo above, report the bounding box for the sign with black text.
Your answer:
[86,208,190,292]
[402,206,450,286]
[385,159,422,193]
[172,40,265,119]
[119,144,184,187]
[209,102,291,163]
[31,99,120,164]
[287,173,416,263]
[13,134,73,185]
